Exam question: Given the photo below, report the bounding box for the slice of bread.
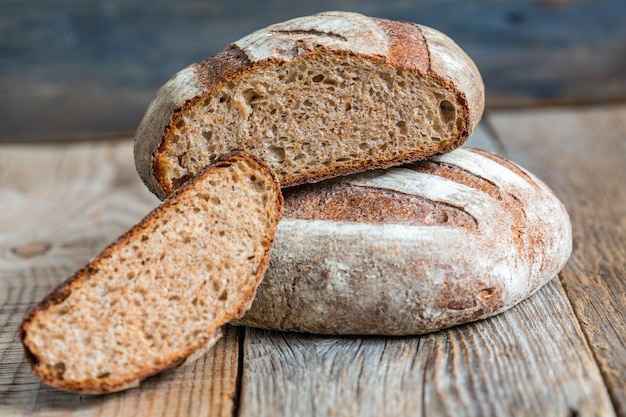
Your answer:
[234,148,572,335]
[20,151,283,394]
[135,11,485,199]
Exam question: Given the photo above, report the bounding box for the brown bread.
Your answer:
[20,151,283,393]
[234,148,572,335]
[134,11,485,199]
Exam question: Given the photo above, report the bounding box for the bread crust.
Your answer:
[135,11,485,199]
[234,148,572,335]
[20,151,283,394]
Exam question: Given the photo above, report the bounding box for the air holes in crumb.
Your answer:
[182,236,191,244]
[312,74,325,82]
[172,174,192,190]
[439,100,456,123]
[219,289,228,301]
[345,103,352,111]
[396,121,407,135]
[219,94,229,103]
[285,71,297,83]
[210,196,221,205]
[176,119,185,129]
[97,372,111,379]
[202,131,213,141]
[379,72,393,89]
[268,145,286,163]
[303,99,313,107]
[243,89,261,104]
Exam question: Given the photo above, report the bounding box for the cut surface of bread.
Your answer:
[135,11,484,199]
[234,148,572,335]
[20,151,283,394]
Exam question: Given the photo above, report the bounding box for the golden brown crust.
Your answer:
[370,18,430,73]
[20,151,282,394]
[283,180,477,229]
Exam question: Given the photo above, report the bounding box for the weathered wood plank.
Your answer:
[237,124,614,417]
[1,109,623,417]
[238,280,613,417]
[0,141,240,417]
[1,0,625,141]
[489,105,626,417]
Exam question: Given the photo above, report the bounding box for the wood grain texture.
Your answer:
[1,112,623,416]
[238,279,613,417]
[236,124,615,417]
[489,105,626,417]
[1,0,625,141]
[0,141,240,416]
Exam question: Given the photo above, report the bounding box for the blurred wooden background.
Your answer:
[2,2,626,416]
[1,0,625,142]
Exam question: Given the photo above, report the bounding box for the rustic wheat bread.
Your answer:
[234,148,572,335]
[20,151,282,394]
[135,11,485,199]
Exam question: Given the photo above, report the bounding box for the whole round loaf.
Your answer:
[135,11,484,199]
[234,148,572,335]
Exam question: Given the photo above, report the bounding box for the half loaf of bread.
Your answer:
[20,151,283,394]
[135,11,485,199]
[234,148,572,335]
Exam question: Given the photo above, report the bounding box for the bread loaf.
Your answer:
[135,11,484,199]
[234,148,572,335]
[20,152,283,393]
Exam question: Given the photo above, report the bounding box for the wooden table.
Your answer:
[1,104,625,416]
